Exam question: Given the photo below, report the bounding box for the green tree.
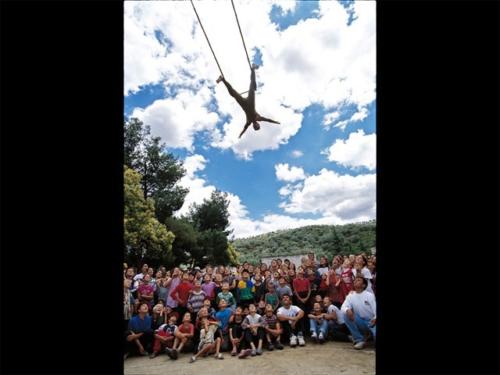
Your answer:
[226,243,239,266]
[164,216,199,265]
[188,190,232,265]
[189,190,231,234]
[124,166,175,267]
[124,118,188,222]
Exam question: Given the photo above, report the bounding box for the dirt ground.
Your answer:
[124,340,375,375]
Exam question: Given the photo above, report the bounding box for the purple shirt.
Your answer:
[166,277,181,308]
[201,281,216,299]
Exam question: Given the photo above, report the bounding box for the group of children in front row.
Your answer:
[126,283,373,363]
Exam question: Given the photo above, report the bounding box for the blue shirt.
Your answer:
[128,314,152,333]
[215,308,232,332]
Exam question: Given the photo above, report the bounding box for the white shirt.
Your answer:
[352,267,374,293]
[277,305,302,324]
[341,290,376,320]
[327,304,345,325]
[317,267,329,276]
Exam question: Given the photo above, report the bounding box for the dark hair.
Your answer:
[242,269,250,274]
[354,275,368,289]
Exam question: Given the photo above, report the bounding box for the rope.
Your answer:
[230,0,252,71]
[190,0,224,77]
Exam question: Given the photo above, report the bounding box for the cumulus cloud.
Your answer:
[290,150,303,158]
[324,129,376,170]
[333,106,369,130]
[174,154,216,217]
[275,163,306,182]
[131,87,219,151]
[125,1,375,157]
[280,168,376,221]
[322,111,341,128]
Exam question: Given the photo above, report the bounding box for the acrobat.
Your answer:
[217,64,280,138]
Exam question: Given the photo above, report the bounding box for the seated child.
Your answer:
[151,315,178,359]
[173,312,195,354]
[241,303,265,356]
[263,303,284,350]
[229,306,245,356]
[189,310,224,363]
[308,302,328,343]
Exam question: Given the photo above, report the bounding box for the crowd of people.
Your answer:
[124,252,377,363]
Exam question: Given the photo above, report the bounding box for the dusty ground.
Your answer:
[124,340,375,375]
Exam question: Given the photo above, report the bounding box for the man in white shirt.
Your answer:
[276,295,305,347]
[323,296,351,342]
[341,275,376,350]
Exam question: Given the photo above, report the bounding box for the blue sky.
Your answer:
[124,1,376,238]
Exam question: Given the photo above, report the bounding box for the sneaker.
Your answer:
[238,349,252,359]
[256,348,263,355]
[171,349,178,360]
[275,341,284,350]
[149,352,158,359]
[189,356,196,363]
[267,343,274,351]
[139,351,149,356]
[216,75,224,83]
[354,341,366,350]
[290,335,297,347]
[311,332,318,341]
[318,332,325,343]
[297,334,305,346]
[251,349,257,356]
[231,348,238,356]
[165,348,174,360]
[215,353,224,360]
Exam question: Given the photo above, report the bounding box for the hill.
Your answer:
[232,220,376,264]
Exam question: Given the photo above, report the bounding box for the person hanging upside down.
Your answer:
[217,64,280,138]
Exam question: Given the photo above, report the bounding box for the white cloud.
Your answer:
[125,1,376,158]
[275,163,306,182]
[322,111,341,128]
[333,106,369,130]
[131,87,219,151]
[325,129,376,170]
[280,168,376,221]
[290,150,303,158]
[174,154,216,217]
[272,0,297,15]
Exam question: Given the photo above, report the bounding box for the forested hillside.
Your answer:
[232,220,376,264]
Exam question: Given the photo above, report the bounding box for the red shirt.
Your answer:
[169,281,193,307]
[293,278,310,293]
[178,322,194,336]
